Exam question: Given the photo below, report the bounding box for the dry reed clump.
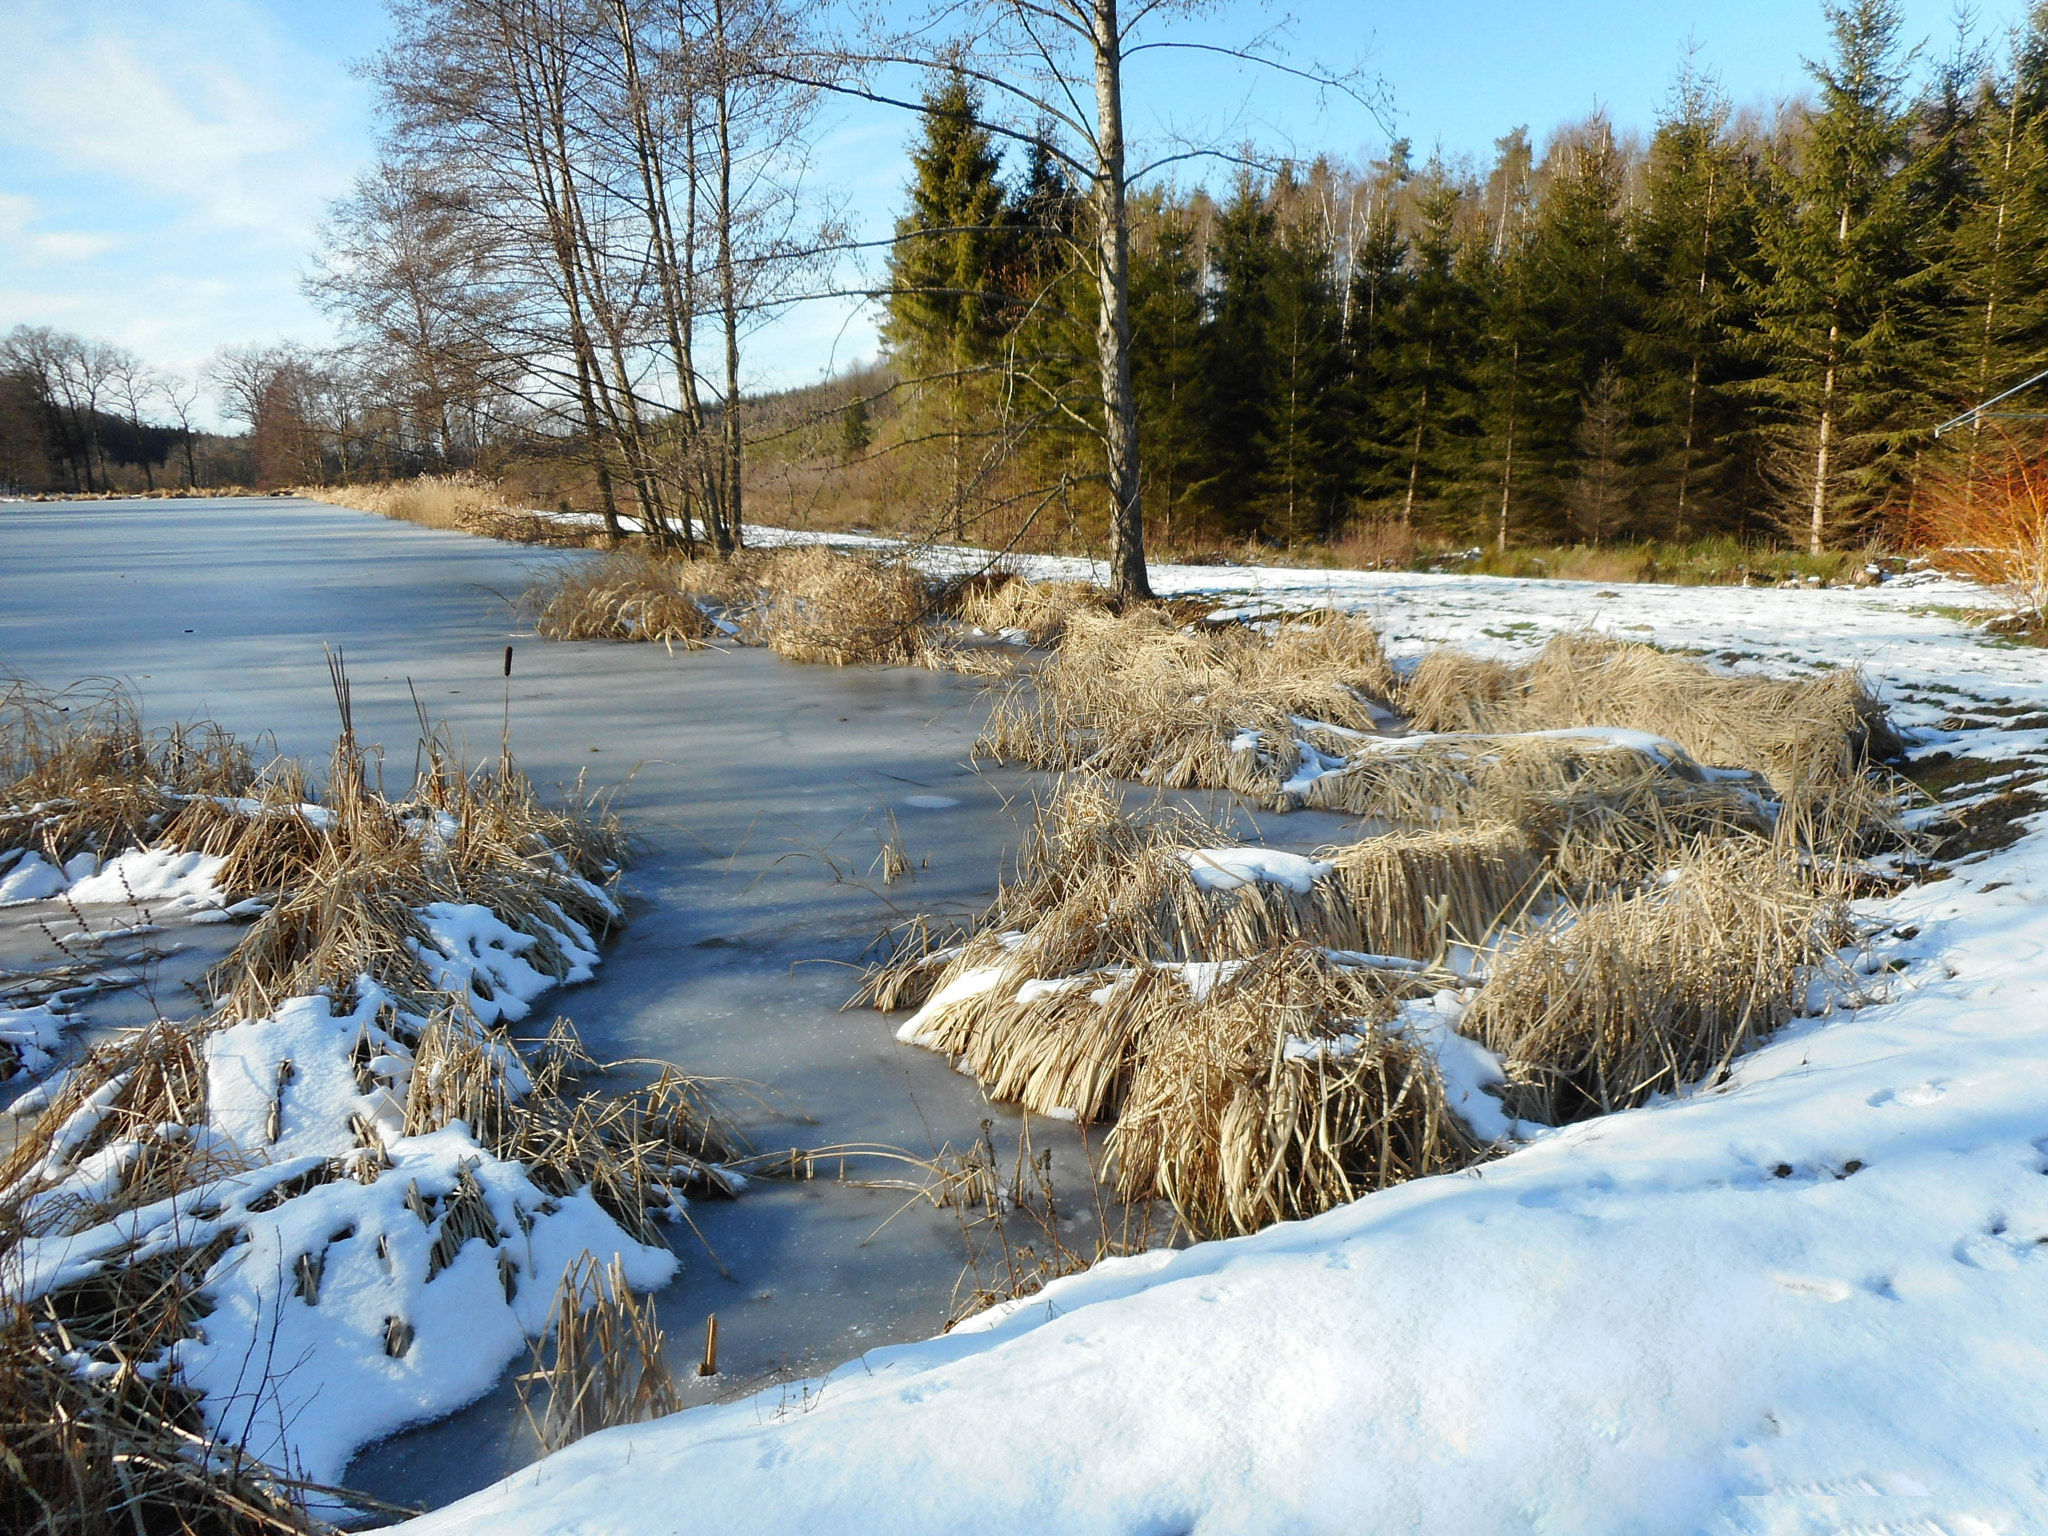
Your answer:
[857,783,1505,1233]
[976,607,1399,797]
[525,543,938,664]
[934,570,1114,646]
[200,736,626,1020]
[1399,632,1902,788]
[1107,947,1474,1235]
[1297,733,1784,888]
[754,545,931,665]
[0,1305,341,1536]
[524,547,769,644]
[1464,842,1858,1124]
[516,1253,681,1454]
[1,681,256,867]
[0,690,752,1523]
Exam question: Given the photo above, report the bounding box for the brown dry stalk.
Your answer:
[516,1253,680,1455]
[1464,841,1857,1123]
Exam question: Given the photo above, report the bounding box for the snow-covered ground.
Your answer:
[393,564,2048,1536]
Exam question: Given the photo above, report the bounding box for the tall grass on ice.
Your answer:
[0,688,746,1526]
[517,1252,682,1454]
[297,474,592,546]
[525,544,934,664]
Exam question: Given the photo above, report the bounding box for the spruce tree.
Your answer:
[1376,164,1480,530]
[1470,128,1538,550]
[1259,200,1350,541]
[1632,65,1762,539]
[1518,115,1640,534]
[1942,6,2048,435]
[1196,173,1281,535]
[1129,193,1206,548]
[882,76,1010,534]
[1346,147,1414,512]
[1750,0,1938,551]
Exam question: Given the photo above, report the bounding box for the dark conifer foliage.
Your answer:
[866,2,2048,555]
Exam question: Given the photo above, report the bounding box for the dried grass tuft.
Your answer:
[0,681,254,866]
[758,546,931,666]
[1396,631,1902,790]
[1463,842,1857,1123]
[525,549,722,645]
[976,607,1397,797]
[517,1253,681,1455]
[934,570,1113,645]
[1108,947,1474,1236]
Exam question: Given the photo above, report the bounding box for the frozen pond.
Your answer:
[0,497,1356,1510]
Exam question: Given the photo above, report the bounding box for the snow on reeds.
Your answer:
[870,615,1912,1240]
[0,683,738,1504]
[0,1301,348,1536]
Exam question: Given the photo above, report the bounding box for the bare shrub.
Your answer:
[1913,435,2048,628]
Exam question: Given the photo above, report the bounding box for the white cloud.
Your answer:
[0,0,371,413]
[0,0,361,237]
[0,193,123,265]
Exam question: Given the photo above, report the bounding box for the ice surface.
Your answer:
[16,498,2048,1532]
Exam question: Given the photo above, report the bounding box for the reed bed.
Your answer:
[1402,632,1902,787]
[526,544,936,664]
[0,688,745,1523]
[872,612,1910,1239]
[1464,843,1857,1123]
[297,473,595,548]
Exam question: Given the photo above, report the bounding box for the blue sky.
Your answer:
[0,0,2024,425]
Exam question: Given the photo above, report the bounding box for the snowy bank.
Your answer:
[390,572,2048,1535]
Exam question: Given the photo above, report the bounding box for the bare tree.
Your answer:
[161,374,204,487]
[805,2,1375,598]
[107,349,160,491]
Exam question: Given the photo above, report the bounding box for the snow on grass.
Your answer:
[0,1004,66,1077]
[1177,846,1333,893]
[1,846,230,914]
[395,828,2048,1534]
[393,568,2048,1535]
[7,977,674,1489]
